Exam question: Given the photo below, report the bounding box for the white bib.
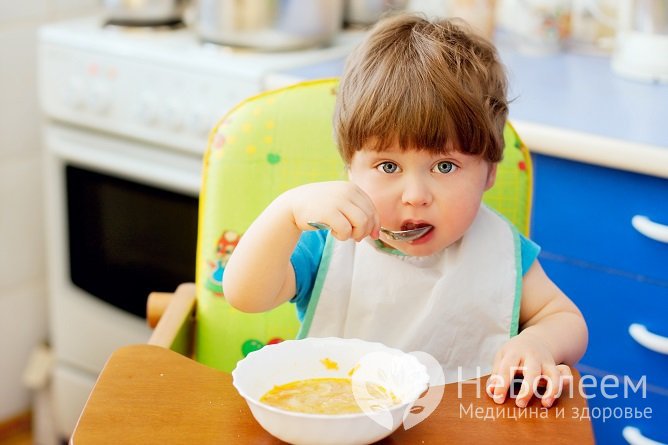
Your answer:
[298,205,522,382]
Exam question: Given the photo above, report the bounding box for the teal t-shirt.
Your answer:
[290,230,541,321]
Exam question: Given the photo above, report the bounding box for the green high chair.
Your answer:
[147,78,533,372]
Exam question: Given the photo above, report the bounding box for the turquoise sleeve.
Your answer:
[519,233,541,274]
[289,230,327,321]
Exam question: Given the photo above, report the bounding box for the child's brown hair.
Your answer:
[334,14,508,165]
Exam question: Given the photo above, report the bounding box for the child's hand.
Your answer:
[487,332,572,408]
[284,181,381,241]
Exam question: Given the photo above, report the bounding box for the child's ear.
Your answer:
[484,163,498,190]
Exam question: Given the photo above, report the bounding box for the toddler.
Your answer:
[223,14,588,409]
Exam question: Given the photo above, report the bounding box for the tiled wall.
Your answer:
[0,0,100,422]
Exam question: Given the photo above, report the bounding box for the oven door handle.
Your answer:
[46,125,201,196]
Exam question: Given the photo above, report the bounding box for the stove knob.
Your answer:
[163,100,184,132]
[186,108,211,137]
[87,81,112,115]
[137,94,159,126]
[64,77,85,110]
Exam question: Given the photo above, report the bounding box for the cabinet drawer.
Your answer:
[580,383,668,445]
[540,258,668,389]
[532,154,668,282]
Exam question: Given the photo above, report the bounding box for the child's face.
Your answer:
[348,141,496,256]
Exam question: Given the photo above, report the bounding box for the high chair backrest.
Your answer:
[196,79,532,372]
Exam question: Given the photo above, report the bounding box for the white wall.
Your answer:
[0,0,100,422]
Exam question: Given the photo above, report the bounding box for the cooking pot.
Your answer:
[195,0,344,51]
[102,0,189,26]
[344,0,407,26]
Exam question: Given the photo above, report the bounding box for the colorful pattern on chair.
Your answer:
[196,78,532,372]
[482,123,533,236]
[196,80,344,371]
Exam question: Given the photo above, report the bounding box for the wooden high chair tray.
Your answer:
[70,344,594,444]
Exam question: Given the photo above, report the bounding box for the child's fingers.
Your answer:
[326,212,356,241]
[349,186,380,236]
[557,364,572,378]
[351,198,380,240]
[487,374,508,404]
[540,365,562,408]
[488,356,502,397]
[340,204,374,241]
[557,364,573,390]
[516,360,541,408]
[489,355,519,404]
[348,184,376,214]
[540,364,573,407]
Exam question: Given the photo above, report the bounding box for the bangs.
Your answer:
[351,72,461,155]
[337,57,502,162]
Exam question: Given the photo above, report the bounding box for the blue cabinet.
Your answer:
[532,154,668,445]
[532,156,668,282]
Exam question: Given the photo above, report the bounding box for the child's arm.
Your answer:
[489,260,588,408]
[223,181,379,313]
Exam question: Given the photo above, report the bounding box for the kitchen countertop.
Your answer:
[265,40,668,179]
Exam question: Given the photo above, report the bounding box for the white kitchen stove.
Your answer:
[40,16,361,155]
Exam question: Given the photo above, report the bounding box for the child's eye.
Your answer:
[377,162,400,174]
[433,161,457,174]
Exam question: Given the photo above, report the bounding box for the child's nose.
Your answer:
[401,177,433,207]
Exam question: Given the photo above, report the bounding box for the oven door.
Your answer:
[44,123,201,374]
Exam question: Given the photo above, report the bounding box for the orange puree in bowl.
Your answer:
[260,378,399,414]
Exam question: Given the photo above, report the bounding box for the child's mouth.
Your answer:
[400,221,432,232]
[399,221,434,242]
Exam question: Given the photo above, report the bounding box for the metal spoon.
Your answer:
[307,221,433,242]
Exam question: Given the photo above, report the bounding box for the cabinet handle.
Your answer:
[628,323,668,355]
[631,215,668,243]
[622,426,666,445]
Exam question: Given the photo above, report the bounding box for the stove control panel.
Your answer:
[39,44,260,156]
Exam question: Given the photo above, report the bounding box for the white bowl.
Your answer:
[232,337,429,445]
